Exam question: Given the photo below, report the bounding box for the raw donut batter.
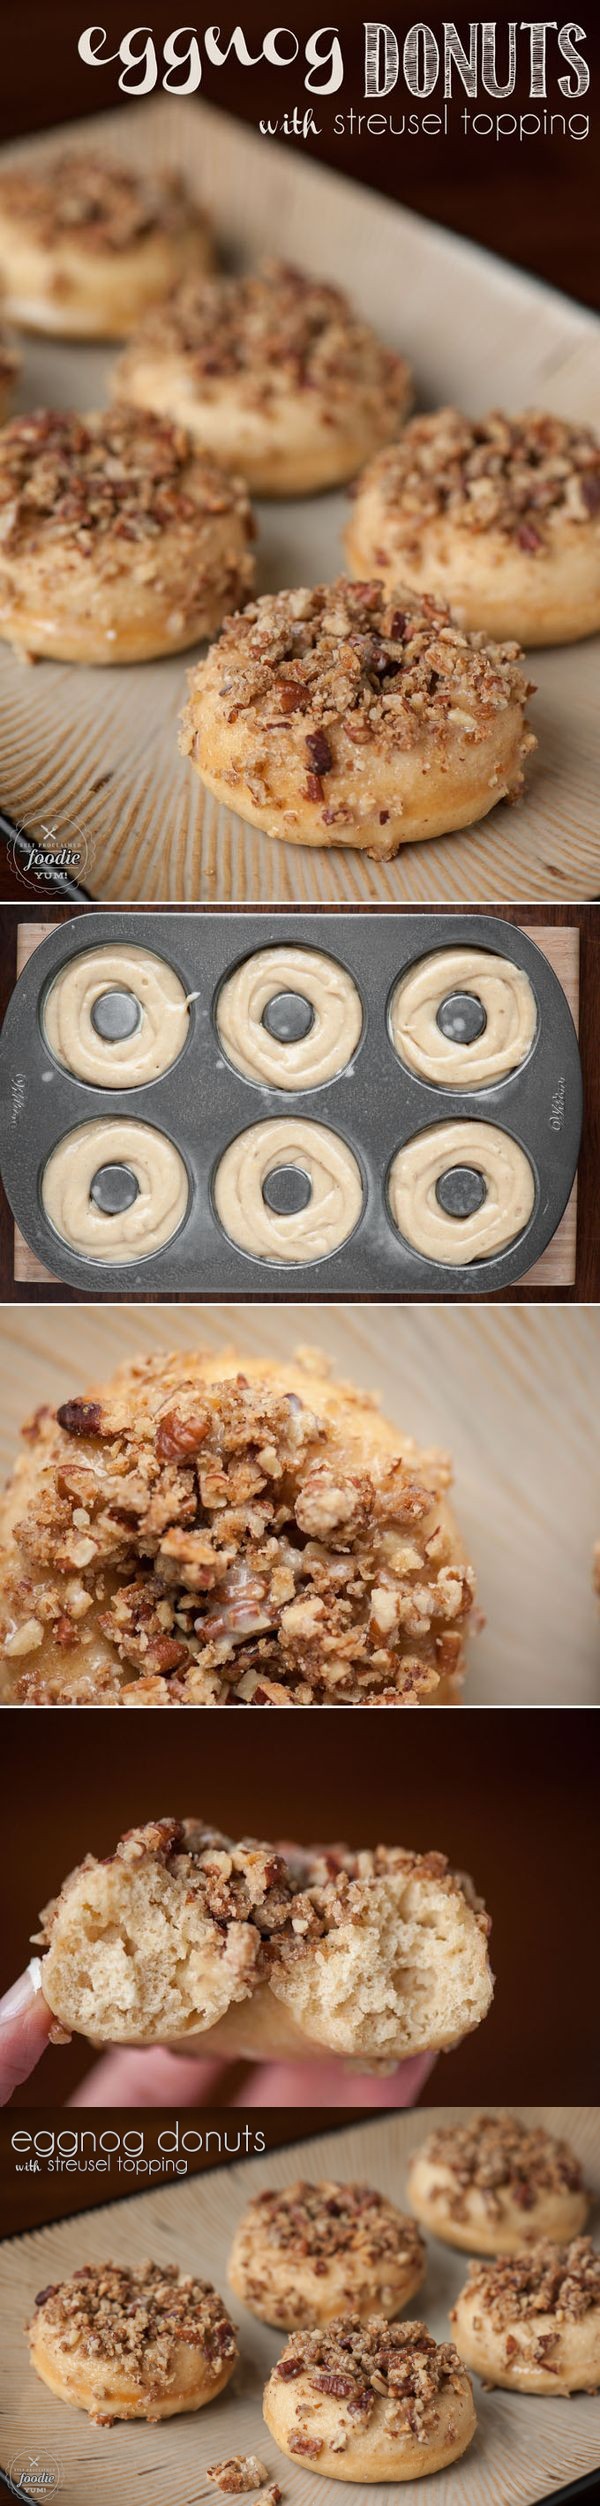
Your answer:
[213,1118,363,1262]
[44,945,191,1088]
[216,945,362,1091]
[388,1120,535,1264]
[42,1119,189,1264]
[390,947,537,1090]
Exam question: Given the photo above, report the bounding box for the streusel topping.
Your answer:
[184,578,532,795]
[273,2316,468,2449]
[0,408,251,560]
[454,2238,600,2333]
[423,2114,584,2223]
[359,409,600,552]
[118,259,409,418]
[2,1350,474,1705]
[29,2260,236,2391]
[242,2181,423,2266]
[0,153,199,252]
[206,2461,270,2494]
[37,1820,487,1969]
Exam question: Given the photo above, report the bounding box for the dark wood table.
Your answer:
[1,901,598,1300]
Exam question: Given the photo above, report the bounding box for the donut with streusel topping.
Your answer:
[28,2260,237,2423]
[0,150,212,338]
[229,2181,426,2328]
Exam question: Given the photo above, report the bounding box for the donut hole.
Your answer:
[435,1166,487,1220]
[90,987,142,1043]
[262,990,315,1044]
[89,1162,140,1215]
[436,991,487,1045]
[262,1164,312,1215]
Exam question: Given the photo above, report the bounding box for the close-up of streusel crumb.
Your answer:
[27,2260,236,2421]
[243,2183,423,2268]
[0,408,252,562]
[273,2317,468,2449]
[422,2114,585,2223]
[452,2238,600,2337]
[180,576,533,815]
[0,153,199,252]
[206,2459,271,2494]
[0,1348,473,1705]
[116,259,410,419]
[355,409,600,553]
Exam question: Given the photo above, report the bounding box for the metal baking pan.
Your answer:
[0,912,582,1296]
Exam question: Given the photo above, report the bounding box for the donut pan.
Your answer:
[0,913,582,1296]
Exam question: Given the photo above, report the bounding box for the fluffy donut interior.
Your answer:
[270,1862,493,2058]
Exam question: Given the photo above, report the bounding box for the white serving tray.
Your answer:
[0,97,598,905]
[0,1302,598,1703]
[1,2107,599,2506]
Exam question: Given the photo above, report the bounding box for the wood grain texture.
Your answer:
[1,2108,599,2506]
[0,98,598,906]
[0,1302,598,1703]
[11,921,579,1290]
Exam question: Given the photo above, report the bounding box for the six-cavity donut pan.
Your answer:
[0,912,582,1297]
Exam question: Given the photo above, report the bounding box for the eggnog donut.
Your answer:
[27,2261,237,2424]
[213,1118,363,1263]
[0,151,212,338]
[228,2183,426,2329]
[43,945,191,1088]
[450,2238,600,2394]
[216,946,362,1090]
[407,2115,589,2256]
[113,260,412,497]
[41,1118,189,1264]
[388,1120,536,1265]
[263,2317,476,2479]
[390,947,537,1091]
[346,408,600,646]
[180,578,535,857]
[0,408,255,664]
[0,1343,476,1707]
[36,1818,493,2063]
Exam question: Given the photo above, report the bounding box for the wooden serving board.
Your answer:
[12,922,579,1291]
[1,2107,599,2506]
[1,1301,598,1704]
[0,97,598,906]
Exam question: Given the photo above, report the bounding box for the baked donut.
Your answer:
[263,2317,476,2479]
[228,2182,426,2328]
[36,1817,493,2064]
[180,578,535,857]
[41,1118,189,1265]
[450,2238,600,2394]
[389,947,537,1091]
[215,945,362,1090]
[407,2114,589,2256]
[346,408,600,645]
[0,407,255,664]
[43,944,191,1088]
[0,1344,476,1705]
[213,1118,363,1263]
[27,2260,237,2424]
[0,151,212,339]
[113,260,412,497]
[387,1120,536,1265]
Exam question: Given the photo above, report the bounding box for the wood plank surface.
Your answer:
[0,1302,598,1703]
[12,923,579,1290]
[1,2108,599,2506]
[0,98,598,906]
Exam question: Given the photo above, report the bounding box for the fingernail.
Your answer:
[0,1963,41,2024]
